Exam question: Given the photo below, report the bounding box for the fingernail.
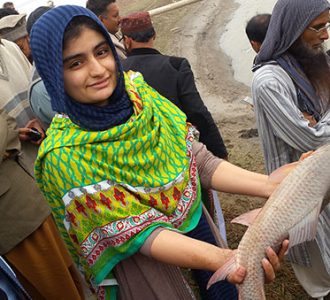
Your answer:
[237,267,245,276]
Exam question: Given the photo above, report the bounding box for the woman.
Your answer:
[30,5,287,299]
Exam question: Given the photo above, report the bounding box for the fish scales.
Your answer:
[210,143,330,300]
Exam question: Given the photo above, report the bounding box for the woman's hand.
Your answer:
[227,240,289,284]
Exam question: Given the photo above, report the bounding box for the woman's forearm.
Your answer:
[211,160,275,198]
[148,229,233,272]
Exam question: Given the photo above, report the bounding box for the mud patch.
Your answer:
[239,128,259,139]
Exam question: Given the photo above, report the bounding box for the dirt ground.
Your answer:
[119,0,312,299]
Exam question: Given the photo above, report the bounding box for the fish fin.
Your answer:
[231,208,262,227]
[207,255,237,289]
[288,200,323,249]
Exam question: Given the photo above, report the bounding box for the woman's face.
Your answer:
[63,27,117,106]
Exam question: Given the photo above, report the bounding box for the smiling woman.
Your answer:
[62,17,117,106]
[29,5,288,300]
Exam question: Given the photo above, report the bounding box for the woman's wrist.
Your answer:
[264,176,277,198]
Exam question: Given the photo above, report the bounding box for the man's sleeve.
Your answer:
[175,58,228,159]
[0,110,20,164]
[0,112,8,162]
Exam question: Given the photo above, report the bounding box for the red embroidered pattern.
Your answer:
[80,128,199,266]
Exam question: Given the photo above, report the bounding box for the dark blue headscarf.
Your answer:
[30,5,133,131]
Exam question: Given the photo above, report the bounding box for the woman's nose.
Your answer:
[89,57,106,76]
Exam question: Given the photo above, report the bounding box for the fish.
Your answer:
[207,143,330,300]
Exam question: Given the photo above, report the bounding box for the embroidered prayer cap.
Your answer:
[0,13,27,42]
[255,0,330,65]
[121,11,153,35]
[30,5,133,131]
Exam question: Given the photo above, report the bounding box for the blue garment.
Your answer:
[29,77,55,127]
[30,5,133,131]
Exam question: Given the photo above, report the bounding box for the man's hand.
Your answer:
[262,240,289,283]
[302,112,317,127]
[299,150,314,161]
[19,119,45,144]
[268,151,315,191]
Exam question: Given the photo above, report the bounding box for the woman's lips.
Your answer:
[89,77,110,89]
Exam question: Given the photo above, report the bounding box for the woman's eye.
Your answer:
[97,48,110,57]
[69,60,82,69]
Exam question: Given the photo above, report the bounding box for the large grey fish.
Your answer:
[208,143,330,300]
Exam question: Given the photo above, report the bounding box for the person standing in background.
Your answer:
[0,34,44,173]
[245,13,271,53]
[0,109,85,299]
[27,6,55,129]
[2,2,15,10]
[252,0,330,298]
[0,13,32,62]
[86,0,126,59]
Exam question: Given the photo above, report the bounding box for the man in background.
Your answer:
[121,11,228,160]
[0,13,31,62]
[2,2,15,10]
[0,31,45,172]
[252,0,330,298]
[0,7,18,18]
[0,109,84,299]
[245,13,271,53]
[86,0,126,59]
[27,6,55,128]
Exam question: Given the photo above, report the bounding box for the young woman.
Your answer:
[30,5,288,299]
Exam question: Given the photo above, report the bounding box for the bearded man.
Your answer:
[252,0,330,298]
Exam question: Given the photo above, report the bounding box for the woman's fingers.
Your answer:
[227,266,246,284]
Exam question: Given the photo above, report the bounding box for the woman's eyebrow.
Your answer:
[94,40,108,50]
[63,40,109,63]
[63,53,83,64]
